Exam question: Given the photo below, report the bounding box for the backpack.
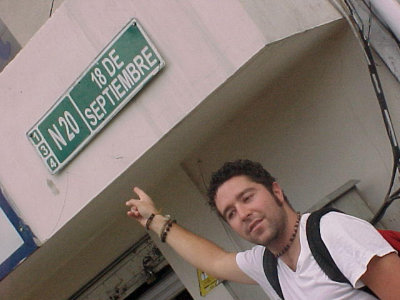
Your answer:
[262,207,400,299]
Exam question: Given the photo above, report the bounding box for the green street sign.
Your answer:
[27,19,165,174]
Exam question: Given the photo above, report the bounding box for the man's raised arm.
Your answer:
[125,187,255,284]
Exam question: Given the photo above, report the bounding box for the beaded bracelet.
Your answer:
[159,215,171,236]
[161,219,176,243]
[145,213,155,230]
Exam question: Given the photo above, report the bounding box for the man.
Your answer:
[126,159,400,299]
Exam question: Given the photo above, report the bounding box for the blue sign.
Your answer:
[0,190,37,280]
[0,18,20,72]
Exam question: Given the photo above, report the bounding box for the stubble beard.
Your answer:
[258,202,288,247]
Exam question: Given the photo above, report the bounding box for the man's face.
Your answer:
[214,175,287,246]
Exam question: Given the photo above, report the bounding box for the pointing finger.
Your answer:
[133,187,149,200]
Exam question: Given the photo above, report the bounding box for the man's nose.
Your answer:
[237,204,251,221]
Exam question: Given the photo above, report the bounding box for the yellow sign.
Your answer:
[197,269,221,297]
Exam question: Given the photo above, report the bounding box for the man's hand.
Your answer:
[126,187,159,227]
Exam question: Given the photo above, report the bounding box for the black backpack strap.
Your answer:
[307,207,375,296]
[306,207,351,284]
[263,248,284,299]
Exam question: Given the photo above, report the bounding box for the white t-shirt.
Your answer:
[236,212,395,299]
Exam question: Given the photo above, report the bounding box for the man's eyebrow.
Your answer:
[236,187,255,200]
[221,187,256,219]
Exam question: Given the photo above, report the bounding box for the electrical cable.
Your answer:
[370,162,398,224]
[49,0,55,17]
[359,0,400,47]
[331,0,400,225]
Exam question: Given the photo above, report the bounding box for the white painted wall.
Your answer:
[182,22,400,229]
[4,0,386,299]
[0,0,340,244]
[31,20,400,300]
[0,0,65,47]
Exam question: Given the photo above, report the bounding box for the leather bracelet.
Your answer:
[145,213,155,230]
[161,219,176,243]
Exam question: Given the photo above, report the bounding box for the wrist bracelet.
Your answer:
[159,215,171,237]
[145,213,155,230]
[161,219,176,243]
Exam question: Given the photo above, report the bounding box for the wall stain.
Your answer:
[47,179,60,195]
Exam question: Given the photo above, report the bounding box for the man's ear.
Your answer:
[271,182,285,204]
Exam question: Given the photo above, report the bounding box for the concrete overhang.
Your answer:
[0,19,347,300]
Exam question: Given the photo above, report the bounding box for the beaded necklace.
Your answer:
[275,212,301,258]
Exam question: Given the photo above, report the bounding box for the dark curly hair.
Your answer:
[207,159,277,209]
